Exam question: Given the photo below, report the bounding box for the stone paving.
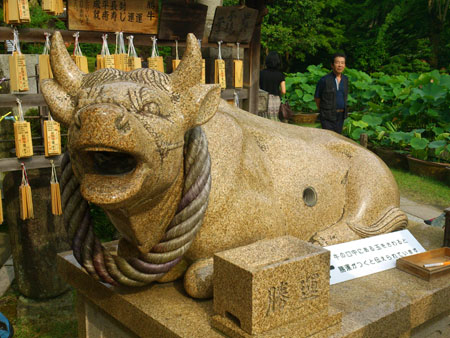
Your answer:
[400,196,445,223]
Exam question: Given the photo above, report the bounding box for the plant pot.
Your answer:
[291,113,319,124]
[373,147,409,171]
[407,155,450,185]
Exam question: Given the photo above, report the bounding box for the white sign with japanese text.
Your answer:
[325,230,425,285]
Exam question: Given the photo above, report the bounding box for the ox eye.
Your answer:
[141,102,160,116]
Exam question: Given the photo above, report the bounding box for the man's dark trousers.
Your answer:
[320,110,345,134]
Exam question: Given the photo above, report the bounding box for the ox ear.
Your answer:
[187,84,221,128]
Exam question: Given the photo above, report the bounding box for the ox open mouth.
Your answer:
[88,150,137,176]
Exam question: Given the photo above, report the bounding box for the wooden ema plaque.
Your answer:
[215,59,226,89]
[68,0,158,35]
[233,59,243,88]
[114,54,128,71]
[158,3,207,41]
[201,59,206,84]
[9,52,29,92]
[14,121,33,158]
[17,0,30,22]
[42,0,64,15]
[128,56,142,71]
[71,55,89,73]
[209,6,258,43]
[172,59,180,71]
[3,0,30,23]
[3,0,20,24]
[44,120,61,157]
[39,54,53,80]
[148,56,164,73]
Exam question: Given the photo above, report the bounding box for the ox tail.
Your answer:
[348,207,408,238]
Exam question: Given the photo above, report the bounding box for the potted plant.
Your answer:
[406,129,450,184]
[285,65,326,124]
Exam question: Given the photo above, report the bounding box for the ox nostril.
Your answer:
[74,112,82,129]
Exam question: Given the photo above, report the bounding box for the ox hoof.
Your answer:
[311,223,360,246]
[184,258,214,299]
[157,258,189,283]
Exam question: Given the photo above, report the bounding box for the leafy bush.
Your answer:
[286,66,450,163]
[284,64,327,113]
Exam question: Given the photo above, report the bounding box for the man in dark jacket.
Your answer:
[314,53,348,134]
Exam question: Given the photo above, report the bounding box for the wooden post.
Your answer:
[360,133,368,148]
[245,1,267,115]
[444,207,450,247]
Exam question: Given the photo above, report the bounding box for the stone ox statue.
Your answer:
[42,32,407,298]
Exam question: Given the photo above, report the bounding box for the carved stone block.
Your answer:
[213,236,330,335]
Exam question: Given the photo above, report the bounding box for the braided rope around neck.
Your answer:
[60,126,211,286]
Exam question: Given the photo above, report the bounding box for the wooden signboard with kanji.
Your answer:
[209,6,258,43]
[68,0,159,34]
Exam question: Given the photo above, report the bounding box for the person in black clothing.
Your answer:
[260,51,286,121]
[314,53,349,134]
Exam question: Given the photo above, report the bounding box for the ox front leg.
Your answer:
[311,221,360,246]
[183,258,214,299]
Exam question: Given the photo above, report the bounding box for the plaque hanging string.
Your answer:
[43,32,51,55]
[13,28,21,55]
[151,36,159,57]
[15,98,24,122]
[218,40,223,60]
[127,35,137,58]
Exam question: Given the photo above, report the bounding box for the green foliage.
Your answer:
[262,0,345,70]
[286,67,450,163]
[222,0,240,5]
[261,0,450,74]
[284,64,327,112]
[90,204,117,243]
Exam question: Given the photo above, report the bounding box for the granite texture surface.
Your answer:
[211,307,342,338]
[213,236,330,334]
[42,30,408,294]
[58,222,449,337]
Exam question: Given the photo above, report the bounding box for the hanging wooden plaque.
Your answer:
[44,120,61,157]
[39,54,53,80]
[201,59,206,84]
[128,56,142,71]
[209,6,258,43]
[17,0,31,22]
[68,0,159,34]
[14,121,33,158]
[9,52,29,92]
[215,59,226,89]
[233,60,243,88]
[114,54,128,71]
[172,59,180,71]
[148,56,164,73]
[158,3,207,41]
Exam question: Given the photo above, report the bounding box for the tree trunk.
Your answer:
[429,20,442,68]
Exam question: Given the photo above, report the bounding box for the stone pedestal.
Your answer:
[58,222,450,338]
[213,236,339,336]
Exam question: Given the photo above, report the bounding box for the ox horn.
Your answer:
[40,31,83,126]
[170,33,202,92]
[50,31,85,93]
